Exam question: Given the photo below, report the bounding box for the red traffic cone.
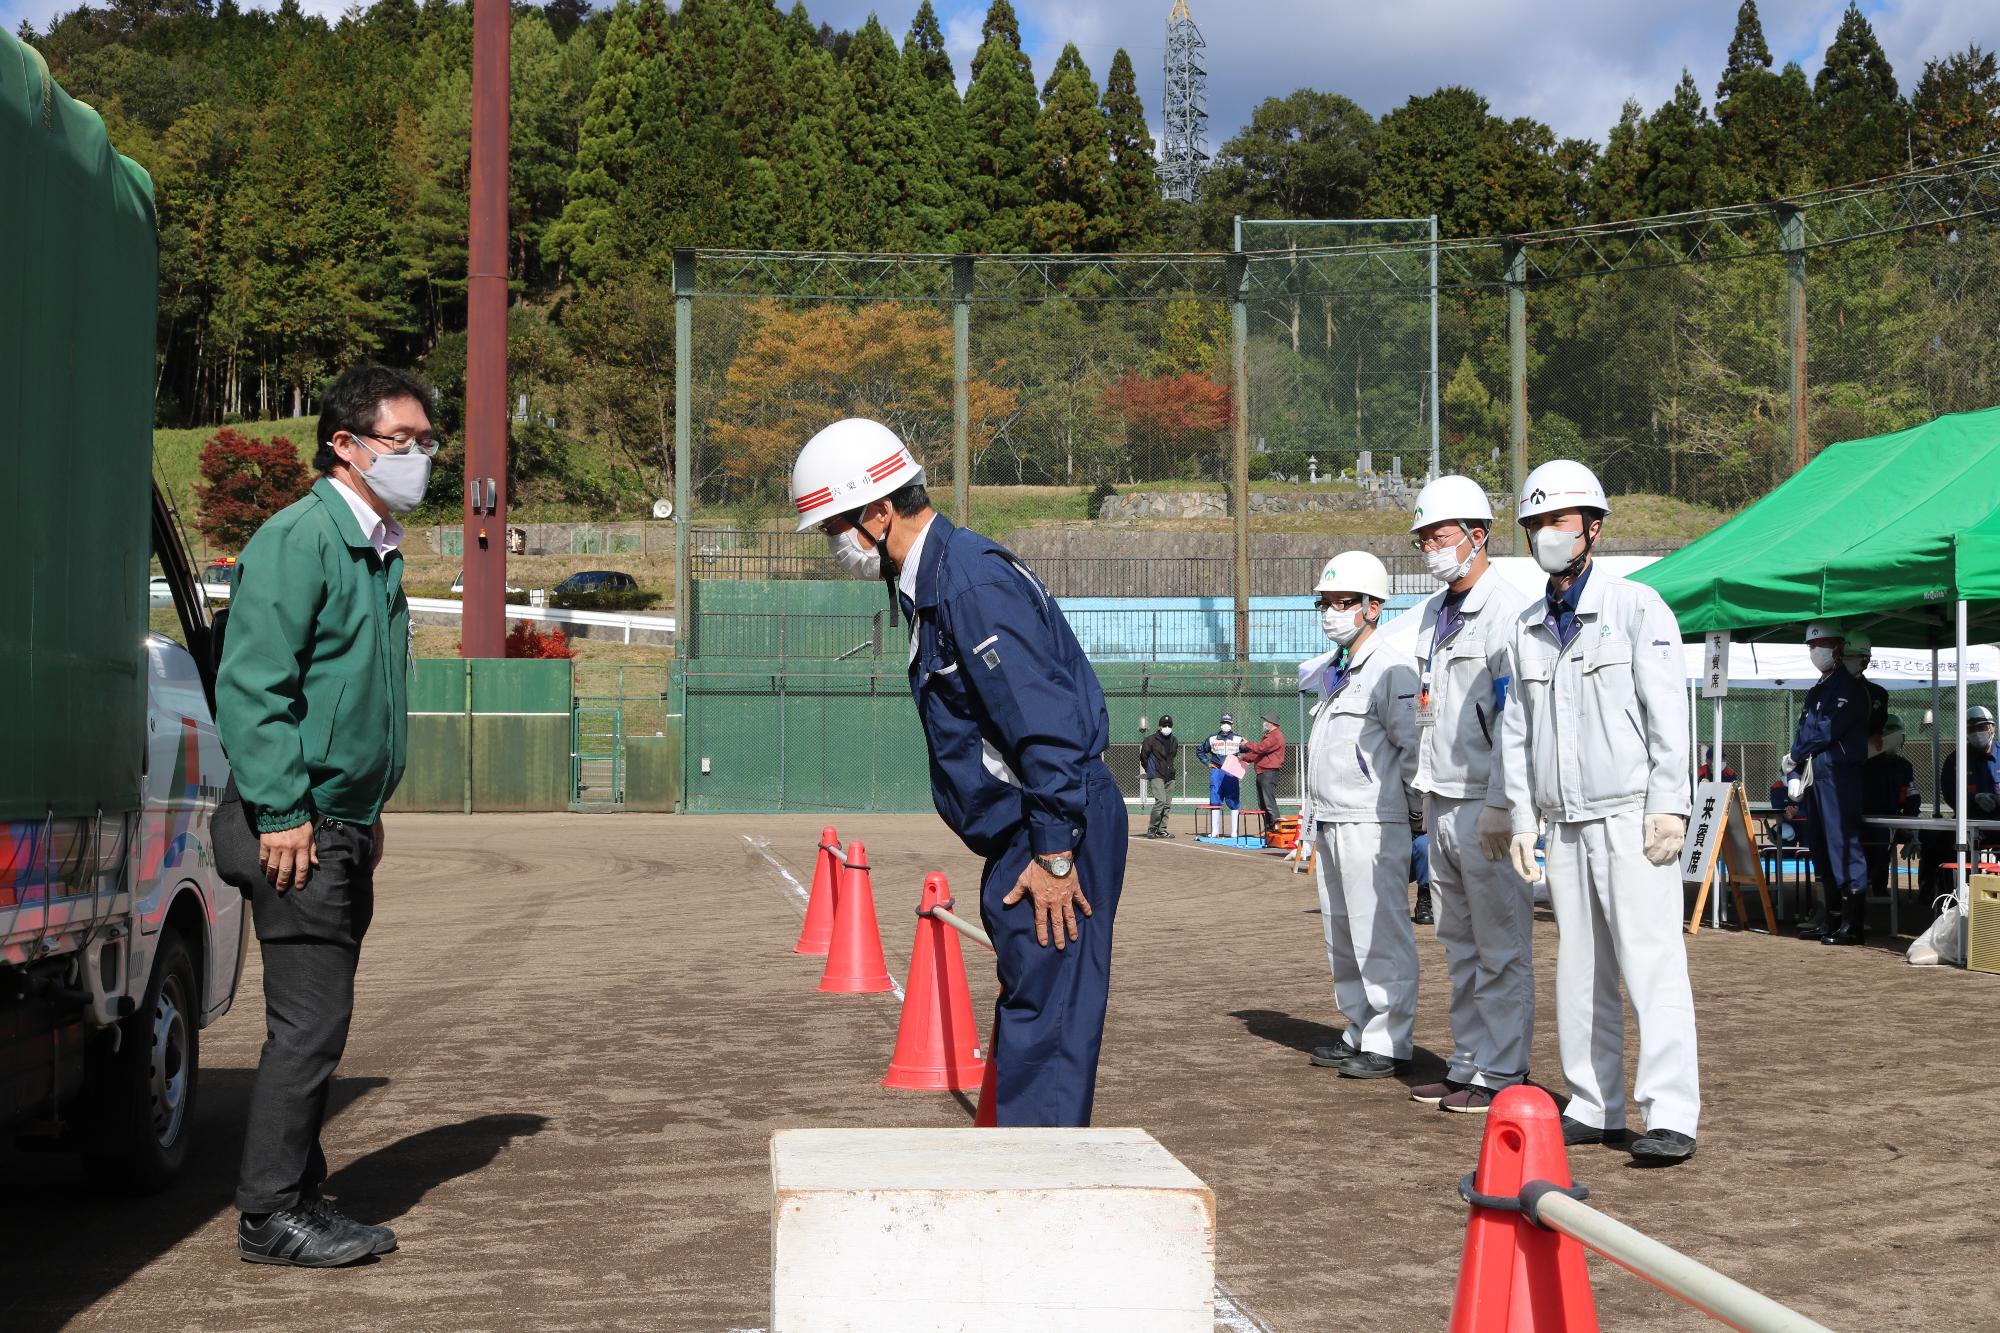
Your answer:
[884,874,986,1091]
[974,1041,998,1126]
[818,841,894,994]
[793,826,840,955]
[1448,1085,1599,1332]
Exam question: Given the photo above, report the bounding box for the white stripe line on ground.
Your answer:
[1214,1279,1279,1332]
[1131,833,1287,863]
[744,835,903,1001]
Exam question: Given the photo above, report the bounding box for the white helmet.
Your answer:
[1970,706,1995,724]
[1844,628,1872,657]
[1314,550,1390,601]
[1517,460,1609,524]
[789,418,925,533]
[1804,622,1844,645]
[1410,475,1494,532]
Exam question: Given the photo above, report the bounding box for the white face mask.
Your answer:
[1843,655,1868,676]
[1531,525,1582,576]
[1974,728,1995,752]
[1809,646,1839,673]
[1219,724,1233,736]
[1158,727,1172,737]
[1321,605,1364,645]
[1423,530,1480,584]
[352,445,432,514]
[827,524,882,581]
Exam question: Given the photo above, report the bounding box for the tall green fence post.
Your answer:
[951,255,972,526]
[1505,239,1528,551]
[1228,252,1250,661]
[1776,204,1808,473]
[673,248,694,657]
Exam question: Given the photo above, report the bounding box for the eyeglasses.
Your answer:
[1316,594,1364,611]
[354,430,445,458]
[1411,531,1464,552]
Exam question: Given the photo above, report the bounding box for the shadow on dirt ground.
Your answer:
[0,1071,386,1333]
[324,1112,549,1226]
[1228,1007,1449,1087]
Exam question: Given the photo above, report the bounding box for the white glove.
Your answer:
[1786,775,1804,801]
[1508,832,1542,884]
[1643,813,1687,866]
[1476,805,1514,861]
[1780,752,1797,776]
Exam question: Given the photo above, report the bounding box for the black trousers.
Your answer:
[236,819,375,1215]
[1254,770,1280,828]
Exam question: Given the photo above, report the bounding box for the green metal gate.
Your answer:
[570,665,673,811]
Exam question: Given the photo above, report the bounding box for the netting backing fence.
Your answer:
[658,155,2000,814]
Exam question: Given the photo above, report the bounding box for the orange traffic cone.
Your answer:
[793,825,841,955]
[818,841,894,994]
[1448,1085,1599,1332]
[884,874,986,1091]
[974,1041,998,1126]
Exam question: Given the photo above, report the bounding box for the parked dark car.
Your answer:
[551,570,645,610]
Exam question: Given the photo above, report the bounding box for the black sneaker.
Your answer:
[239,1206,377,1267]
[1335,1052,1406,1080]
[1560,1115,1626,1147]
[1308,1042,1360,1069]
[1412,906,1435,925]
[307,1198,397,1255]
[1629,1129,1698,1165]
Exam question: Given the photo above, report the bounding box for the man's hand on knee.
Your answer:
[1003,856,1092,950]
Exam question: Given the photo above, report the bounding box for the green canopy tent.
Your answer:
[1634,405,2000,949]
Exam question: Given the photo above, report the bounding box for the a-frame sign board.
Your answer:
[1680,780,1778,935]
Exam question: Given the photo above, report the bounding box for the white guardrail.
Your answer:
[406,597,676,644]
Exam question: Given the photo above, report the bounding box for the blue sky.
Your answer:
[7,0,1990,148]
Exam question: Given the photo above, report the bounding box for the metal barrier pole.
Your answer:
[1527,1191,1833,1333]
[926,904,993,952]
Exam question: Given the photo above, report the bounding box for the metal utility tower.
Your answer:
[1161,0,1208,204]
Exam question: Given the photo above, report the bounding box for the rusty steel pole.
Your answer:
[461,0,510,658]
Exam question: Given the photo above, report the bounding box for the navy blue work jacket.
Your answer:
[1789,668,1869,772]
[903,515,1111,860]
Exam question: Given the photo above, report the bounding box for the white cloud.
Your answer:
[8,0,1987,153]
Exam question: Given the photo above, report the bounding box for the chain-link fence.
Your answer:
[652,156,2000,814]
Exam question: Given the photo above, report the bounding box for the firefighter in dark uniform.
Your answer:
[1786,623,1871,944]
[791,419,1125,1128]
[1861,713,1920,906]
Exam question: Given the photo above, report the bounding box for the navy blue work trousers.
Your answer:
[977,765,1126,1127]
[1806,765,1867,894]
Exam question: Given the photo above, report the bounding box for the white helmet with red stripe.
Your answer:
[790,418,926,533]
[1516,459,1609,524]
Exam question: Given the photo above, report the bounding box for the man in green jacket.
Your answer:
[218,365,435,1267]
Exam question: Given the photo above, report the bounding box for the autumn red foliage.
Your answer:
[193,427,312,551]
[504,620,574,659]
[1098,371,1232,474]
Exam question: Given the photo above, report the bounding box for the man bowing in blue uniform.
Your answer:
[791,419,1125,1127]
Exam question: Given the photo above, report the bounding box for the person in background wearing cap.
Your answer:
[1198,715,1246,839]
[1405,475,1535,1116]
[1786,623,1870,944]
[1238,716,1288,836]
[1138,716,1180,839]
[1300,551,1423,1081]
[1495,460,1700,1165]
[1843,629,1890,743]
[790,419,1124,1127]
[1862,713,1921,909]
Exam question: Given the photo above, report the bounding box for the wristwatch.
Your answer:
[1033,853,1075,878]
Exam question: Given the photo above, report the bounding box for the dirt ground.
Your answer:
[5,812,1996,1332]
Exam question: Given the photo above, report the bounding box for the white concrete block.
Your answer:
[771,1127,1215,1333]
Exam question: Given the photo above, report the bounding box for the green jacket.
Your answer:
[217,478,410,832]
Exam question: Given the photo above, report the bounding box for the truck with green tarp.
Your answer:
[2,29,245,1188]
